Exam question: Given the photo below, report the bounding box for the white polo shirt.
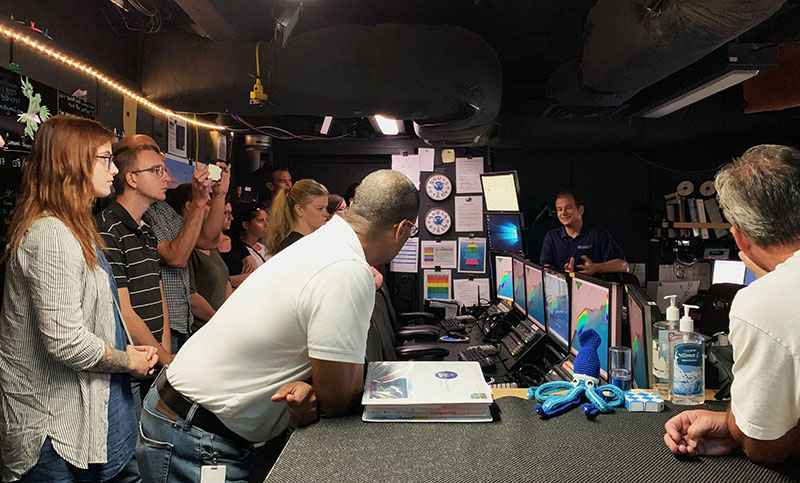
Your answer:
[167,215,375,442]
[729,248,800,441]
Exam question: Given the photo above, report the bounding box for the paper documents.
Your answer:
[390,237,418,273]
[362,361,493,422]
[455,157,484,193]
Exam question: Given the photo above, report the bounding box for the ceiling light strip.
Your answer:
[0,22,225,131]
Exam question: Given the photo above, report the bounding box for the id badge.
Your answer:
[201,465,226,483]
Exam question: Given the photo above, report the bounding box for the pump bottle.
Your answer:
[669,304,705,405]
[652,295,680,398]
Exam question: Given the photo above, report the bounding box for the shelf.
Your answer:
[660,221,731,229]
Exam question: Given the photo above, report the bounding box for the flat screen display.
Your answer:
[544,270,569,350]
[494,254,514,302]
[628,295,647,389]
[512,258,526,314]
[744,268,756,286]
[712,260,746,285]
[480,172,520,212]
[525,264,545,331]
[486,213,524,253]
[570,276,611,378]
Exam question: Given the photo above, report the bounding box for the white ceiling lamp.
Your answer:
[640,70,760,118]
[320,115,333,135]
[372,115,403,135]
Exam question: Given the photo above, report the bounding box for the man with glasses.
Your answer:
[115,135,230,353]
[96,143,174,415]
[136,169,419,481]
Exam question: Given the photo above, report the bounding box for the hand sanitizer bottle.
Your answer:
[669,304,705,405]
[652,295,680,399]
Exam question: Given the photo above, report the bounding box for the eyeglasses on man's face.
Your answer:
[95,154,114,171]
[130,165,167,178]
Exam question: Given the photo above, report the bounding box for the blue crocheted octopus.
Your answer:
[527,328,625,420]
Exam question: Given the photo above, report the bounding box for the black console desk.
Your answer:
[264,398,799,483]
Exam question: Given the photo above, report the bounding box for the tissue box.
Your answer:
[624,391,665,412]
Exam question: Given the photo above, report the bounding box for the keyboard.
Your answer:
[458,345,498,372]
[490,382,519,389]
[440,318,465,333]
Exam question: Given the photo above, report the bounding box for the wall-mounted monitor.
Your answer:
[480,171,521,212]
[525,262,546,332]
[486,213,525,254]
[543,268,570,351]
[512,257,527,314]
[570,274,622,380]
[493,254,514,302]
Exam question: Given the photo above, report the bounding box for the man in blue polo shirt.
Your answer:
[540,190,628,275]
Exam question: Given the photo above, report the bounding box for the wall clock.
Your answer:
[424,173,452,201]
[424,208,452,236]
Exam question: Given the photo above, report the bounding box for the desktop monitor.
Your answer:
[625,284,661,389]
[512,257,526,314]
[570,274,622,380]
[486,213,525,253]
[744,268,756,286]
[543,269,570,350]
[525,263,546,331]
[712,260,747,285]
[494,254,514,302]
[480,171,521,212]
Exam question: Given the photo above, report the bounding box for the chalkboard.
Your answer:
[0,152,26,252]
[58,90,96,118]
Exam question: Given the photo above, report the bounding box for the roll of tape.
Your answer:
[677,180,694,197]
[699,180,716,197]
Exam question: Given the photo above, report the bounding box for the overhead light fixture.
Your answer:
[640,70,760,118]
[372,115,402,135]
[0,21,225,131]
[320,116,333,135]
[637,43,777,119]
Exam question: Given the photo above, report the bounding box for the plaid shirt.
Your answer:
[144,201,192,334]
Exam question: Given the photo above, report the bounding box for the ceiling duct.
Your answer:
[548,0,788,107]
[140,24,502,145]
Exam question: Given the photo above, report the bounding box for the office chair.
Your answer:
[698,283,743,336]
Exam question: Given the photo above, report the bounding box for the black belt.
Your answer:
[155,370,252,448]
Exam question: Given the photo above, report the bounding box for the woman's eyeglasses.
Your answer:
[95,154,114,170]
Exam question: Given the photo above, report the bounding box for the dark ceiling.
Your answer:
[50,1,800,147]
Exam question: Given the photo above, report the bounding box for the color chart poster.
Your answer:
[457,237,486,273]
[420,240,457,269]
[424,269,452,300]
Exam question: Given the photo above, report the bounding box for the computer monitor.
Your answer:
[493,254,514,302]
[543,268,570,350]
[744,268,756,286]
[512,257,526,314]
[570,274,622,380]
[625,284,661,389]
[525,262,546,331]
[712,260,746,285]
[480,171,521,212]
[486,213,525,253]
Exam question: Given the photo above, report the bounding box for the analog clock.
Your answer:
[424,208,452,236]
[424,174,453,201]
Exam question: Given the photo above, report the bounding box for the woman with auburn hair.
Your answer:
[265,179,329,255]
[326,193,347,221]
[0,115,157,482]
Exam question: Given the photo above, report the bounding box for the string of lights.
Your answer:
[0,20,225,131]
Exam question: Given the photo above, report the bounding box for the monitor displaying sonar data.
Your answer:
[512,257,526,314]
[543,270,569,350]
[494,254,514,302]
[525,263,545,331]
[570,275,611,378]
[627,293,647,389]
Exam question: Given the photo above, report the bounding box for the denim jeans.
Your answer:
[135,384,255,483]
[170,330,189,354]
[20,437,140,483]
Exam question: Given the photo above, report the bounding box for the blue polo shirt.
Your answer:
[539,223,625,270]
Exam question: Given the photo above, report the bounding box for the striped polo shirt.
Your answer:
[96,200,164,339]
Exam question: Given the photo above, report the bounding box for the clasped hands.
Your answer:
[564,255,596,274]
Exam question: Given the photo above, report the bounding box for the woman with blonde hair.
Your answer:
[265,178,329,255]
[0,115,157,481]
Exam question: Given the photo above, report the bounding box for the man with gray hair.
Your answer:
[136,169,419,480]
[664,144,800,464]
